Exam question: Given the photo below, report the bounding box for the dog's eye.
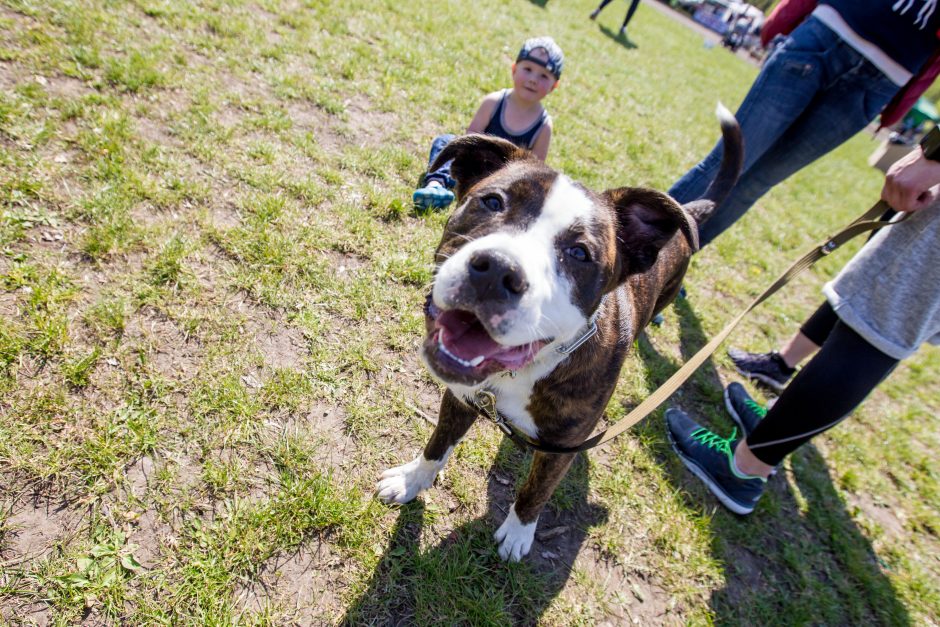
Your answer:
[481,194,503,212]
[566,245,590,262]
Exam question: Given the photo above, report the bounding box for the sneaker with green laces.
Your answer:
[413,182,455,210]
[724,381,767,437]
[666,408,766,515]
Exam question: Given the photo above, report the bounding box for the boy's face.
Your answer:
[512,49,558,102]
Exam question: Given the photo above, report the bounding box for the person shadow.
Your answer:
[341,438,608,625]
[631,296,912,624]
[599,24,638,50]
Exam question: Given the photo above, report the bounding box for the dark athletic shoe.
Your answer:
[724,381,767,438]
[666,408,766,515]
[727,347,795,392]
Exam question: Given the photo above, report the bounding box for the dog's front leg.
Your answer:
[495,451,576,561]
[376,390,477,504]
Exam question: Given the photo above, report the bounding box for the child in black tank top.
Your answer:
[413,36,563,211]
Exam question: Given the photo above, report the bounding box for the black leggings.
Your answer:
[746,311,899,466]
[596,0,642,28]
[798,300,840,346]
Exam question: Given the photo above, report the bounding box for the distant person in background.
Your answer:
[669,0,940,249]
[589,0,642,37]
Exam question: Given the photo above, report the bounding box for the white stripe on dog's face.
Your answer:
[433,175,596,347]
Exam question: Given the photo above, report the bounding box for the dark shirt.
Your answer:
[483,90,548,149]
[822,0,940,73]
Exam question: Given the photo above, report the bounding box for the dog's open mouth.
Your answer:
[424,302,547,378]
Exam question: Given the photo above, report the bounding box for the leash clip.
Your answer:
[474,389,512,435]
[820,240,838,255]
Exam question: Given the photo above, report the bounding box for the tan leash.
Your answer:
[471,200,905,455]
[472,128,940,455]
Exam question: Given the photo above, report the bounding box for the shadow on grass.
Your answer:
[598,24,638,50]
[633,296,911,625]
[341,440,607,625]
[526,0,548,7]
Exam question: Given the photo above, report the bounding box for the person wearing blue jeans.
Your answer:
[667,143,940,514]
[669,1,940,248]
[423,133,458,191]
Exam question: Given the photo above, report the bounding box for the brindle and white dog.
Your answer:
[377,106,743,561]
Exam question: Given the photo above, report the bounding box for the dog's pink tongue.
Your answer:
[438,310,502,360]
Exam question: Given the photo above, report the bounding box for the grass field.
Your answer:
[0,0,938,624]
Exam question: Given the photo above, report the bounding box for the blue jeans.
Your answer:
[669,17,901,247]
[423,133,456,188]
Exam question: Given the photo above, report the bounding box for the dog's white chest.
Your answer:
[449,352,567,439]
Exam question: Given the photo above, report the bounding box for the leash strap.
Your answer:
[569,200,903,452]
[477,128,940,455]
[475,200,903,455]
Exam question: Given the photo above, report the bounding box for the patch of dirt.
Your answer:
[43,74,92,101]
[3,498,84,562]
[273,402,355,472]
[234,540,344,623]
[113,456,177,569]
[285,99,343,151]
[344,94,398,148]
[124,311,203,385]
[849,492,907,539]
[402,354,441,412]
[716,543,771,609]
[0,59,19,92]
[133,112,184,151]
[578,552,675,625]
[207,202,242,230]
[122,455,155,500]
[127,203,172,230]
[249,316,307,371]
[184,258,230,311]
[0,290,18,318]
[320,249,370,284]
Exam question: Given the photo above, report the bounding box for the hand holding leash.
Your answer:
[881,126,940,212]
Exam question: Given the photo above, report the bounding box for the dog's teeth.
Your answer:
[438,336,476,367]
[469,355,485,367]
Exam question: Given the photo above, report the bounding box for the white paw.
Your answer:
[376,454,443,504]
[494,504,537,562]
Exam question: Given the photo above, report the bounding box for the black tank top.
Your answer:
[483,90,548,149]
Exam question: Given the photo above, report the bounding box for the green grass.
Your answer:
[0,0,937,624]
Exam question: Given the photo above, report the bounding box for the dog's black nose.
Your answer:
[468,250,528,301]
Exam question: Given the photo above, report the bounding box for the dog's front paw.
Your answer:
[376,455,441,504]
[494,504,537,562]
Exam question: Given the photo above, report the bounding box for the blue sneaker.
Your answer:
[413,182,455,210]
[666,408,766,515]
[724,381,767,437]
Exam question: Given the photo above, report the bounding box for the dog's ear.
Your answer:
[430,134,531,200]
[605,187,696,281]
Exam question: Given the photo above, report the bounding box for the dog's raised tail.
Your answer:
[682,102,744,226]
